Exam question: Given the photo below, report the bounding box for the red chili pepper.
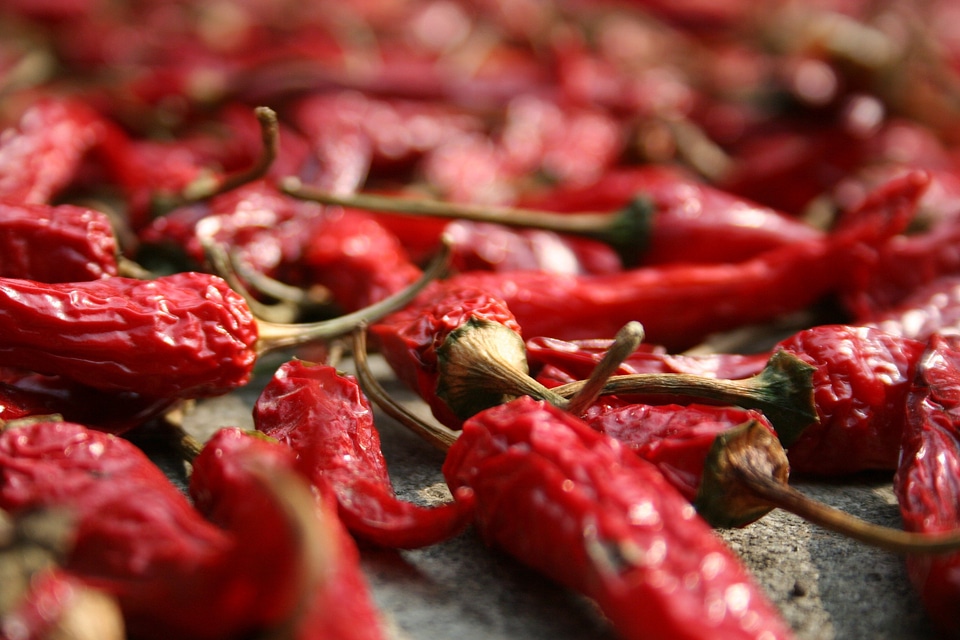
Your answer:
[863,275,960,342]
[253,359,474,549]
[421,170,926,350]
[190,427,388,640]
[516,165,824,266]
[894,333,960,638]
[0,98,121,205]
[0,201,118,282]
[0,252,443,400]
[442,397,796,640]
[0,421,307,640]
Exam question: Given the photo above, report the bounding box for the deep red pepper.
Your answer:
[861,274,960,342]
[0,272,257,399]
[0,421,307,640]
[190,427,388,640]
[0,201,118,282]
[443,397,796,640]
[894,333,960,638]
[370,284,526,429]
[0,98,122,205]
[516,165,824,266]
[253,359,474,549]
[423,170,926,350]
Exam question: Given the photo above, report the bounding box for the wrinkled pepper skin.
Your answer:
[443,397,795,640]
[0,202,119,282]
[894,334,960,639]
[0,272,257,399]
[0,421,302,640]
[864,275,960,342]
[371,285,523,429]
[190,428,388,640]
[582,402,774,508]
[773,325,926,476]
[253,359,474,549]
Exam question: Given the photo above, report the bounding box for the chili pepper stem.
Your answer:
[352,325,459,451]
[280,177,653,266]
[551,349,819,447]
[255,237,452,354]
[183,106,280,203]
[715,421,960,554]
[565,321,645,416]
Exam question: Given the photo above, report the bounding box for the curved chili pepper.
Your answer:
[0,420,308,640]
[443,397,796,640]
[252,359,474,549]
[863,274,960,342]
[0,201,118,282]
[0,247,446,400]
[894,333,960,638]
[417,170,927,350]
[191,427,388,640]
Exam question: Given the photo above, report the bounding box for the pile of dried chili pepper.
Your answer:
[5,1,960,639]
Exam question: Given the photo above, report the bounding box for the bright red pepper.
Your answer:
[191,427,388,640]
[253,359,474,549]
[443,397,796,640]
[0,201,118,281]
[894,333,960,638]
[0,421,305,640]
[863,274,960,342]
[425,170,926,350]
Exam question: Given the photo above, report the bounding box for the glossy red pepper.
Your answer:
[516,165,824,266]
[0,272,257,399]
[894,333,960,638]
[0,421,307,640]
[253,359,474,549]
[191,427,388,640]
[426,170,926,350]
[443,397,796,640]
[0,201,118,282]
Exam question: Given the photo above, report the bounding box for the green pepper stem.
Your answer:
[255,237,450,353]
[550,349,819,447]
[280,177,653,266]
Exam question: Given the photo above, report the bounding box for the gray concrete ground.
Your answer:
[181,353,941,640]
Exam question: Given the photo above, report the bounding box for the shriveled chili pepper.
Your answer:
[0,201,118,282]
[0,243,446,400]
[393,170,927,350]
[443,396,797,640]
[252,358,474,549]
[190,427,388,640]
[894,333,960,638]
[0,420,313,640]
[862,274,960,342]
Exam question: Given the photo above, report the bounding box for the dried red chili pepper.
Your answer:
[190,427,388,640]
[894,333,960,638]
[253,358,474,549]
[0,201,118,282]
[0,98,122,205]
[0,246,446,400]
[402,170,927,350]
[0,420,310,640]
[442,396,796,640]
[862,274,960,342]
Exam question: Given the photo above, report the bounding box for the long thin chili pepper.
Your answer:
[0,239,448,400]
[252,358,475,549]
[396,170,928,351]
